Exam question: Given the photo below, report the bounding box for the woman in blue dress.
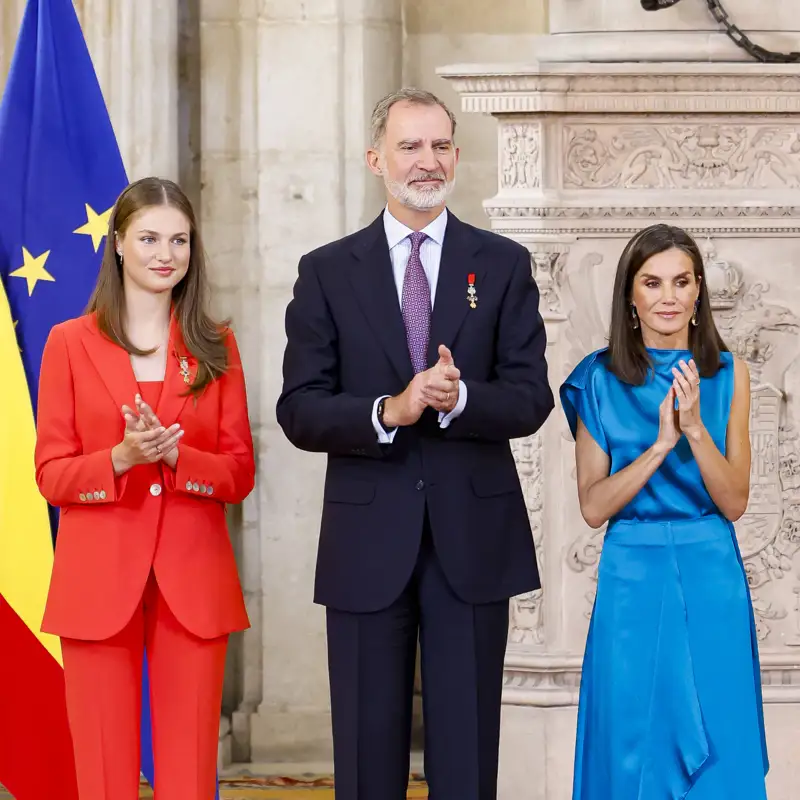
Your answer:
[561,224,769,800]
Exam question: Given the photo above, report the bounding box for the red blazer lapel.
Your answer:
[79,314,140,415]
[156,314,195,426]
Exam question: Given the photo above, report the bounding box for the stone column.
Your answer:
[0,0,27,84]
[1,1,180,182]
[200,0,403,765]
[441,3,800,798]
[76,0,180,180]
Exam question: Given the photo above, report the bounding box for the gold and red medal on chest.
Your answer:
[467,273,478,309]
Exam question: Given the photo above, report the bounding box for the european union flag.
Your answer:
[0,1,219,797]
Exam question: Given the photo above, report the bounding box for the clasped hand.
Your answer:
[111,394,183,475]
[383,345,461,428]
[656,358,704,451]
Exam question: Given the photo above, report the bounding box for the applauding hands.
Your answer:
[655,358,704,454]
[110,394,183,475]
[382,345,461,428]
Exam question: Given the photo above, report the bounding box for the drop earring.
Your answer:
[691,299,699,327]
[631,304,639,330]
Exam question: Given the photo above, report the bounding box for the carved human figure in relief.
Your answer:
[561,224,768,800]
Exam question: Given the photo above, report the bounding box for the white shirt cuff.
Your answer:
[439,381,467,429]
[372,395,398,444]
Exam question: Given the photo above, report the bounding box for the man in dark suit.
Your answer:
[277,87,553,800]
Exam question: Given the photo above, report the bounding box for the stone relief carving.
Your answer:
[501,124,541,190]
[447,73,800,117]
[529,248,567,316]
[564,125,800,190]
[562,243,800,643]
[510,434,545,645]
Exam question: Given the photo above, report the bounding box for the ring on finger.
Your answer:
[156,445,162,454]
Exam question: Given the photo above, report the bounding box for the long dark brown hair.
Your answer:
[86,177,229,394]
[607,223,727,385]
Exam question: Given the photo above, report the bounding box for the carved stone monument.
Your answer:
[441,2,800,797]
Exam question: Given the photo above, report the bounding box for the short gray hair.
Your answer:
[369,88,457,149]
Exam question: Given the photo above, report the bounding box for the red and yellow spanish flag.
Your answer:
[0,278,78,798]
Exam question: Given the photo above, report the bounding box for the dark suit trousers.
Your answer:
[326,514,510,800]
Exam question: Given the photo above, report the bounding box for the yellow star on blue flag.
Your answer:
[73,204,113,252]
[10,247,55,296]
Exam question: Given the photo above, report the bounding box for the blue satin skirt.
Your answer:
[572,516,768,800]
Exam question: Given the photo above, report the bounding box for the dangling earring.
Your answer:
[691,299,699,327]
[631,304,639,330]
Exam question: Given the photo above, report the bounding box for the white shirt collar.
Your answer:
[383,206,448,250]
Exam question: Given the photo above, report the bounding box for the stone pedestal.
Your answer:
[440,56,800,800]
[544,0,799,61]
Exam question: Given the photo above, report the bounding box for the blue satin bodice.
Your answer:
[561,347,734,523]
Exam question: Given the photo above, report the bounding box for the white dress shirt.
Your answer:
[371,207,468,443]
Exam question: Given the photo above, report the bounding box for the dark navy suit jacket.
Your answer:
[276,210,554,612]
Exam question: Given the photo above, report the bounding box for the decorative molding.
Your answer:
[701,239,744,310]
[483,205,800,236]
[510,434,545,645]
[502,651,800,707]
[438,69,800,116]
[484,205,800,220]
[563,125,800,190]
[500,123,541,190]
[526,247,567,316]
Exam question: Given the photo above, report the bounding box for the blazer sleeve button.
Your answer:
[186,480,194,491]
[79,493,86,502]
[207,486,214,496]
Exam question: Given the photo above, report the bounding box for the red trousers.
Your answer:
[60,572,228,800]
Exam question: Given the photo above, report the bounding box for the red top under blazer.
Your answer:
[35,313,254,641]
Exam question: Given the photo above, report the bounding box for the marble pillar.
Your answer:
[199,0,404,765]
[441,1,800,797]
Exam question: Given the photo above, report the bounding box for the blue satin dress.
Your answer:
[560,348,769,800]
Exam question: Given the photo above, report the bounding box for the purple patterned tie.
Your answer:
[401,231,431,374]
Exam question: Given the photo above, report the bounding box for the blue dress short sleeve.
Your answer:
[559,349,609,455]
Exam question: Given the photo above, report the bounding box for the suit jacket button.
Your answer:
[416,480,425,491]
[186,480,193,491]
[149,483,162,497]
[93,491,101,500]
[207,486,214,496]
[192,482,200,492]
[79,493,86,502]
[99,490,107,500]
[200,484,207,493]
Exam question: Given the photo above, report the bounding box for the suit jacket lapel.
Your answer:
[428,212,483,366]
[348,213,414,385]
[155,315,195,425]
[80,315,141,414]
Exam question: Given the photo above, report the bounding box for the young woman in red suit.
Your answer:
[34,177,255,800]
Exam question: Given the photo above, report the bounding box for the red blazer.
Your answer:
[35,313,254,641]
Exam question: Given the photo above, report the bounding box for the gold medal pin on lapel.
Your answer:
[178,355,191,385]
[467,273,478,309]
